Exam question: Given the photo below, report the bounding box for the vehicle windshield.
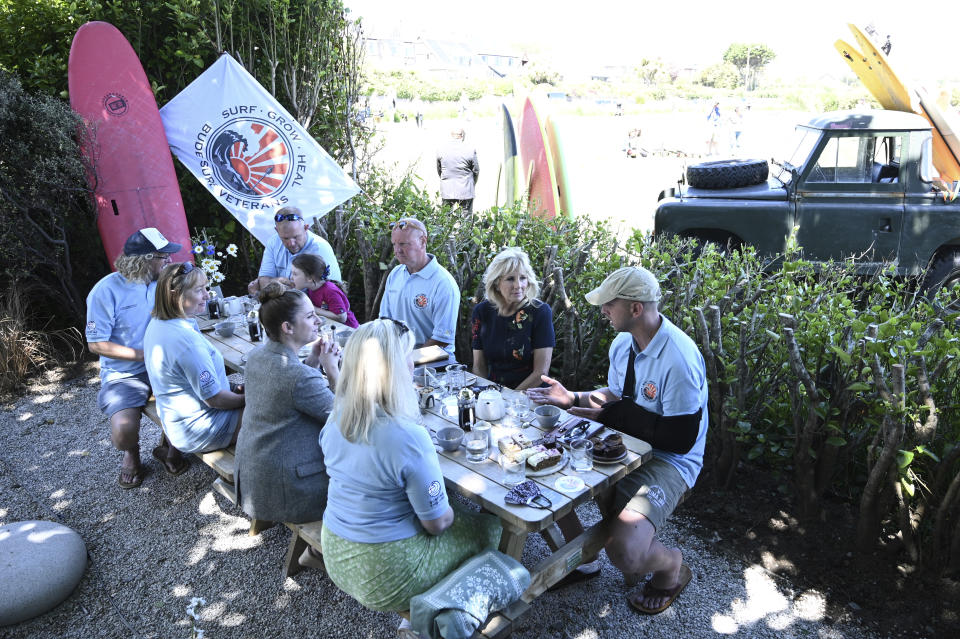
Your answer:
[773,127,820,184]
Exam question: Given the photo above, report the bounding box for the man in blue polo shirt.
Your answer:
[379,217,459,355]
[527,266,707,615]
[247,206,341,295]
[86,228,189,488]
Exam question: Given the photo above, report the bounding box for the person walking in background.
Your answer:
[436,127,479,215]
[86,228,187,489]
[729,106,744,154]
[706,101,721,156]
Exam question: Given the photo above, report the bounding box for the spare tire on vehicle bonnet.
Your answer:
[686,159,769,189]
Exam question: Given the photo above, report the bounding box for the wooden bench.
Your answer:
[142,400,275,535]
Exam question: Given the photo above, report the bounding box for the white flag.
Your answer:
[159,54,360,245]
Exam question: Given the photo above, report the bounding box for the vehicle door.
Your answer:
[794,132,905,268]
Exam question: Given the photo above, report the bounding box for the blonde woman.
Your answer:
[143,263,244,453]
[320,319,501,619]
[471,247,554,389]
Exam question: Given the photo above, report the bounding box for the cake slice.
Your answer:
[527,448,562,471]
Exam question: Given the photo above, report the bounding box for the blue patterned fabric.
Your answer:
[410,550,530,639]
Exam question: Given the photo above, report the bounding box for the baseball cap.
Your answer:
[585,266,661,306]
[123,228,182,256]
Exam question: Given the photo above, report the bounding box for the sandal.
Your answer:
[152,446,190,476]
[118,467,144,489]
[628,564,692,615]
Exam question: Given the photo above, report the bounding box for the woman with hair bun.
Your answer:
[471,247,555,390]
[235,282,341,567]
[144,263,244,453]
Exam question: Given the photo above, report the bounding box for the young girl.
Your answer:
[291,254,359,328]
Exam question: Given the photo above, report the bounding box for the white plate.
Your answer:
[526,450,569,476]
[591,450,629,465]
[555,476,585,493]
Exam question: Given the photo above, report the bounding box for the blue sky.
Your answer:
[344,0,959,86]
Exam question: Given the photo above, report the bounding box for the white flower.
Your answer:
[216,251,223,257]
[226,244,238,256]
[193,245,203,254]
[201,258,217,271]
[212,272,226,283]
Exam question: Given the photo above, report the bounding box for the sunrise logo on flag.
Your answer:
[160,54,360,246]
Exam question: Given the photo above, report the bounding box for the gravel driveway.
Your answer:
[0,363,880,638]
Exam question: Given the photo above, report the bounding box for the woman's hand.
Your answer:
[307,337,341,389]
[525,375,575,409]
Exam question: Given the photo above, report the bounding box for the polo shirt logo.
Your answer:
[86,321,96,331]
[199,371,212,384]
[414,294,428,308]
[428,480,442,497]
[641,380,658,401]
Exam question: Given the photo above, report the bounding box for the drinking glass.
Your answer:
[570,438,594,472]
[446,364,467,393]
[499,454,526,486]
[464,430,489,463]
[506,396,532,428]
[440,394,459,418]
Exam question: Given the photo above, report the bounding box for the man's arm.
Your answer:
[87,341,143,362]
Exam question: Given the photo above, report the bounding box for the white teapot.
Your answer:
[475,388,506,421]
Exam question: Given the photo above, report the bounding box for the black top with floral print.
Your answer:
[470,300,555,388]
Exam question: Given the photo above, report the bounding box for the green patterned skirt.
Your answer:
[321,506,502,612]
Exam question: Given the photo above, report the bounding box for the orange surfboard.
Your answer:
[517,97,560,219]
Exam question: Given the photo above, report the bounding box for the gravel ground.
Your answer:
[1,363,882,639]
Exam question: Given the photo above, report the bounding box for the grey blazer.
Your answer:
[235,339,334,523]
[437,139,479,200]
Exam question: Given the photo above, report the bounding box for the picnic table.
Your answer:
[192,314,653,637]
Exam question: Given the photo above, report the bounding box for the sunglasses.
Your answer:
[146,253,172,261]
[275,212,304,223]
[172,262,195,280]
[388,220,424,232]
[383,317,410,336]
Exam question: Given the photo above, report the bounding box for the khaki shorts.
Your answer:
[605,457,689,532]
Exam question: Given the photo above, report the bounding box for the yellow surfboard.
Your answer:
[835,24,960,182]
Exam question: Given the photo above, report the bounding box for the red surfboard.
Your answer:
[518,97,560,219]
[69,21,193,267]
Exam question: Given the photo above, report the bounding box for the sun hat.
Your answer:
[123,228,182,256]
[584,266,661,306]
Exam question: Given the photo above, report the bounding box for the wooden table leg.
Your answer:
[283,529,308,579]
[498,523,528,561]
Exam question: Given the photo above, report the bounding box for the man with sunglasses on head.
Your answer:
[86,228,188,489]
[247,206,341,295]
[379,217,459,355]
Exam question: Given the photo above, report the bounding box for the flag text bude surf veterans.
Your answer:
[160,54,360,245]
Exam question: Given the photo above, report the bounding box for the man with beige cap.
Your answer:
[527,265,707,614]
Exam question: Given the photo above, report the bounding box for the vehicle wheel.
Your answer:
[922,249,960,307]
[686,159,769,189]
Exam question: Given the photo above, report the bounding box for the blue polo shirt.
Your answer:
[143,317,236,453]
[320,412,449,543]
[85,273,156,383]
[258,230,341,283]
[607,316,708,488]
[379,254,459,354]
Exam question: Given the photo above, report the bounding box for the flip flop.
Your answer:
[152,446,190,476]
[628,564,692,615]
[118,467,144,489]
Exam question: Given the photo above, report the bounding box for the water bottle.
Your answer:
[207,291,221,320]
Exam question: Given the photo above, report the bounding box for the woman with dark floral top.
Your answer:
[471,247,555,389]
